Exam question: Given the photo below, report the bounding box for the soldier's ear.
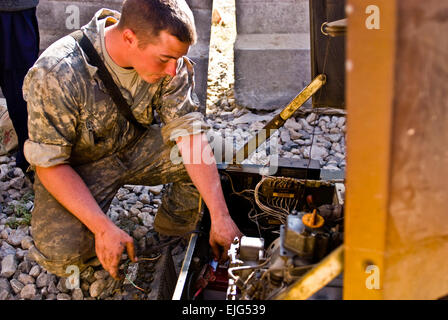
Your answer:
[122,28,138,49]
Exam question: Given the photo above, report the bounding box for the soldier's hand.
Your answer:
[94,222,137,280]
[209,215,243,263]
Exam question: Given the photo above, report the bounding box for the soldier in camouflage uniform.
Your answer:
[22,0,242,279]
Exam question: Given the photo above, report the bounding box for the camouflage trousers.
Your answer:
[28,125,200,277]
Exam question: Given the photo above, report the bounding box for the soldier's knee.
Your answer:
[28,245,98,278]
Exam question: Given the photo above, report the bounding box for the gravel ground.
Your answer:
[0,1,346,300]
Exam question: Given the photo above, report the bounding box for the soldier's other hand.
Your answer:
[209,215,243,263]
[94,222,137,280]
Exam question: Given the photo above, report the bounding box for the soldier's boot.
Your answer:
[153,182,201,237]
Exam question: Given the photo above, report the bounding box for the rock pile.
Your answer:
[0,169,186,300]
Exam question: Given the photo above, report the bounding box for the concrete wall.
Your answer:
[234,0,311,110]
[35,0,211,108]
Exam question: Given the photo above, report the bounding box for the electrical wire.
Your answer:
[122,253,162,293]
[299,34,332,205]
[121,229,202,294]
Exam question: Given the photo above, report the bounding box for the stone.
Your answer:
[139,193,152,205]
[317,140,332,149]
[20,284,37,300]
[18,273,35,285]
[21,236,34,250]
[148,185,164,195]
[326,121,337,129]
[306,113,317,124]
[289,130,302,140]
[6,229,26,247]
[280,130,291,143]
[12,167,23,178]
[233,112,274,125]
[36,272,51,288]
[28,265,40,278]
[328,134,341,143]
[320,115,330,122]
[137,233,148,251]
[80,281,90,296]
[9,177,24,190]
[46,294,57,300]
[0,241,16,259]
[10,279,24,294]
[332,143,342,153]
[98,277,122,300]
[115,188,130,201]
[138,212,154,228]
[89,279,107,298]
[284,118,301,131]
[129,207,141,216]
[337,117,346,128]
[108,211,119,223]
[94,270,109,280]
[1,254,17,278]
[57,277,70,293]
[323,165,340,171]
[132,186,144,194]
[0,278,11,293]
[8,189,21,200]
[132,226,149,240]
[335,152,346,160]
[310,145,329,160]
[15,249,26,260]
[125,194,138,204]
[47,281,59,294]
[0,289,10,300]
[57,293,72,300]
[40,287,48,297]
[71,288,84,300]
[134,201,144,209]
[298,118,313,132]
[0,156,9,164]
[141,207,153,214]
[80,266,96,284]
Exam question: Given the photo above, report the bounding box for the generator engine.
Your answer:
[227,202,343,300]
[173,171,345,301]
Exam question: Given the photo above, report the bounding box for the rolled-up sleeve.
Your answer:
[23,64,79,167]
[155,57,210,144]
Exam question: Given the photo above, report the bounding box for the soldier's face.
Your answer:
[130,30,190,84]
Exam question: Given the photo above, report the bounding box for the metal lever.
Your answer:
[232,74,327,164]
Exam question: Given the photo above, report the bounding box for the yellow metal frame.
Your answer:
[344,0,397,300]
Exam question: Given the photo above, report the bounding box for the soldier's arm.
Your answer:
[23,58,137,279]
[155,57,242,259]
[176,133,242,262]
[35,164,137,279]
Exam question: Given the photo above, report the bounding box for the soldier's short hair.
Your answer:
[117,0,197,48]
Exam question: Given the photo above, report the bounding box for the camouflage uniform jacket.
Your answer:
[23,8,208,168]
